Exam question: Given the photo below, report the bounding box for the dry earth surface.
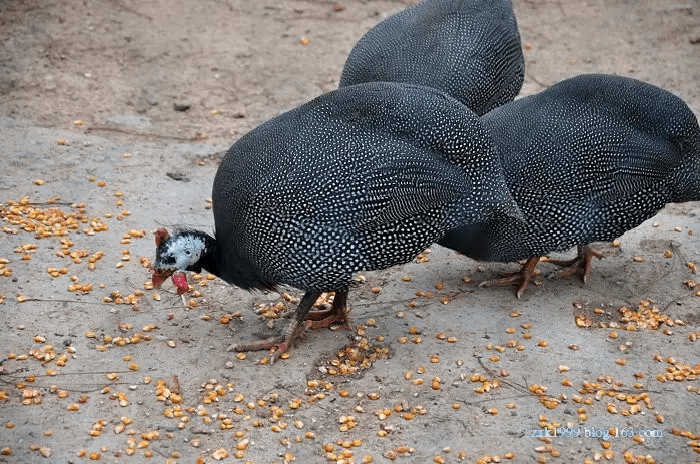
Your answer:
[1,0,700,463]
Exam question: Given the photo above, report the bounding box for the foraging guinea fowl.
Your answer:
[438,73,700,297]
[151,81,521,357]
[339,0,524,116]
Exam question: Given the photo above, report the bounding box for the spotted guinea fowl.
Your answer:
[339,0,524,116]
[438,73,700,297]
[151,81,521,357]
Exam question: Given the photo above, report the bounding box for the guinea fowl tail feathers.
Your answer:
[601,76,700,204]
[671,128,700,202]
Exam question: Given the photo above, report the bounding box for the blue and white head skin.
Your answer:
[151,227,214,294]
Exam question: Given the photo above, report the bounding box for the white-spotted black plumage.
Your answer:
[339,0,524,116]
[439,74,700,265]
[213,82,520,292]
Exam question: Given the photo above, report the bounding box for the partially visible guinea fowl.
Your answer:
[151,81,521,357]
[339,0,524,116]
[438,74,700,297]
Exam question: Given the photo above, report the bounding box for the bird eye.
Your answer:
[185,250,191,256]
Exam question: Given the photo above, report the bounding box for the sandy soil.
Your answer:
[1,0,699,463]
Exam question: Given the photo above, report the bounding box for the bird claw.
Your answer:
[547,245,603,284]
[479,256,541,299]
[226,339,265,352]
[305,306,352,330]
[227,337,285,363]
[228,318,307,363]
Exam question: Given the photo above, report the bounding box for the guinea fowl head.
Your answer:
[150,227,213,294]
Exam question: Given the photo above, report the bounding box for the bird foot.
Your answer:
[227,337,282,354]
[546,245,603,284]
[305,306,352,330]
[227,291,350,362]
[227,317,307,362]
[479,256,541,299]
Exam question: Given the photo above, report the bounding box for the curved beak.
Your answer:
[150,268,174,289]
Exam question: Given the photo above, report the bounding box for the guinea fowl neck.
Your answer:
[188,231,221,277]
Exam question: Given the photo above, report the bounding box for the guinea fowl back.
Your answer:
[339,0,524,116]
[212,82,521,292]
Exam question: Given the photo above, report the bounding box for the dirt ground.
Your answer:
[1,0,699,463]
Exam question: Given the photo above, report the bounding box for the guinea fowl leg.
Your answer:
[546,245,603,284]
[305,291,351,330]
[228,291,322,360]
[479,256,541,299]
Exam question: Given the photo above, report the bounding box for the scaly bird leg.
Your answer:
[546,245,603,284]
[479,256,541,299]
[227,291,322,361]
[305,291,351,330]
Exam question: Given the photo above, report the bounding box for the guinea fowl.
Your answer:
[438,74,700,297]
[151,82,521,357]
[339,0,524,116]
